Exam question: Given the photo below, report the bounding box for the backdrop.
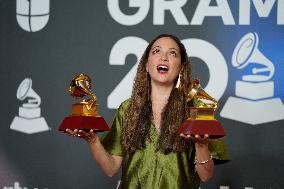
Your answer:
[1,0,284,188]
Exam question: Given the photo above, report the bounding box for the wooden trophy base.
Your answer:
[178,119,225,139]
[178,108,225,139]
[58,116,110,132]
[58,103,110,132]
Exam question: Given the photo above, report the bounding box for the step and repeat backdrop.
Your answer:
[1,0,284,188]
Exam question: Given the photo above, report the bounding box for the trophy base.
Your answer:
[220,96,284,125]
[178,119,225,139]
[58,116,110,132]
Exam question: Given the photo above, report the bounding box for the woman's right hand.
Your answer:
[65,129,99,144]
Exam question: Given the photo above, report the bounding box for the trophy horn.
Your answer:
[69,74,97,110]
[187,79,218,110]
[69,74,91,97]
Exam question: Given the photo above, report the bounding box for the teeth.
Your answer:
[157,65,168,71]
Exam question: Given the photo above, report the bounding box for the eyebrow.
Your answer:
[151,45,179,51]
[151,45,161,49]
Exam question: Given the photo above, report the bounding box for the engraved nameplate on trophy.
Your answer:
[58,74,109,131]
[178,79,225,139]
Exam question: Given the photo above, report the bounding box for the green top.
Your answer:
[100,99,229,189]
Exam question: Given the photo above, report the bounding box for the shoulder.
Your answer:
[115,98,130,118]
[120,98,130,109]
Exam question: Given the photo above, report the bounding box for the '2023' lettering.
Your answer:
[107,36,228,109]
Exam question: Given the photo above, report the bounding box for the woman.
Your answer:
[66,34,229,189]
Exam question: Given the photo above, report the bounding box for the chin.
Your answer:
[152,79,174,87]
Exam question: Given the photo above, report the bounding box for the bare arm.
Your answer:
[180,134,214,182]
[88,134,123,177]
[66,129,123,177]
[194,139,214,182]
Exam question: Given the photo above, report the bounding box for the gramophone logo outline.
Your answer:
[10,78,50,134]
[220,32,284,125]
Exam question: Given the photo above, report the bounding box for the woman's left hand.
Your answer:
[65,129,98,144]
[180,133,210,145]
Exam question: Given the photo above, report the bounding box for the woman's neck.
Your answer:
[150,82,174,133]
[151,82,173,103]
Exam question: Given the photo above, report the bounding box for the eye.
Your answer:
[152,49,160,54]
[170,50,177,56]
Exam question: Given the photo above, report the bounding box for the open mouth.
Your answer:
[157,65,169,73]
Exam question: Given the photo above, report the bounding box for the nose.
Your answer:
[161,53,168,62]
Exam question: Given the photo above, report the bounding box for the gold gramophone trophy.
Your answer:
[58,74,110,131]
[178,79,225,139]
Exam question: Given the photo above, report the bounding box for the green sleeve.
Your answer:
[208,140,230,164]
[100,100,129,156]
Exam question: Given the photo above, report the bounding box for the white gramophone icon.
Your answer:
[10,78,50,134]
[220,32,284,125]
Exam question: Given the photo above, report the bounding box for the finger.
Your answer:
[65,129,76,135]
[180,133,192,139]
[65,129,73,134]
[68,132,78,137]
[195,134,200,139]
[79,130,87,135]
[90,130,98,137]
[72,130,83,137]
[73,130,79,135]
[183,134,191,139]
[78,130,91,138]
[188,134,195,138]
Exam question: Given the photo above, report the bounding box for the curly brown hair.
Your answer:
[122,34,193,154]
